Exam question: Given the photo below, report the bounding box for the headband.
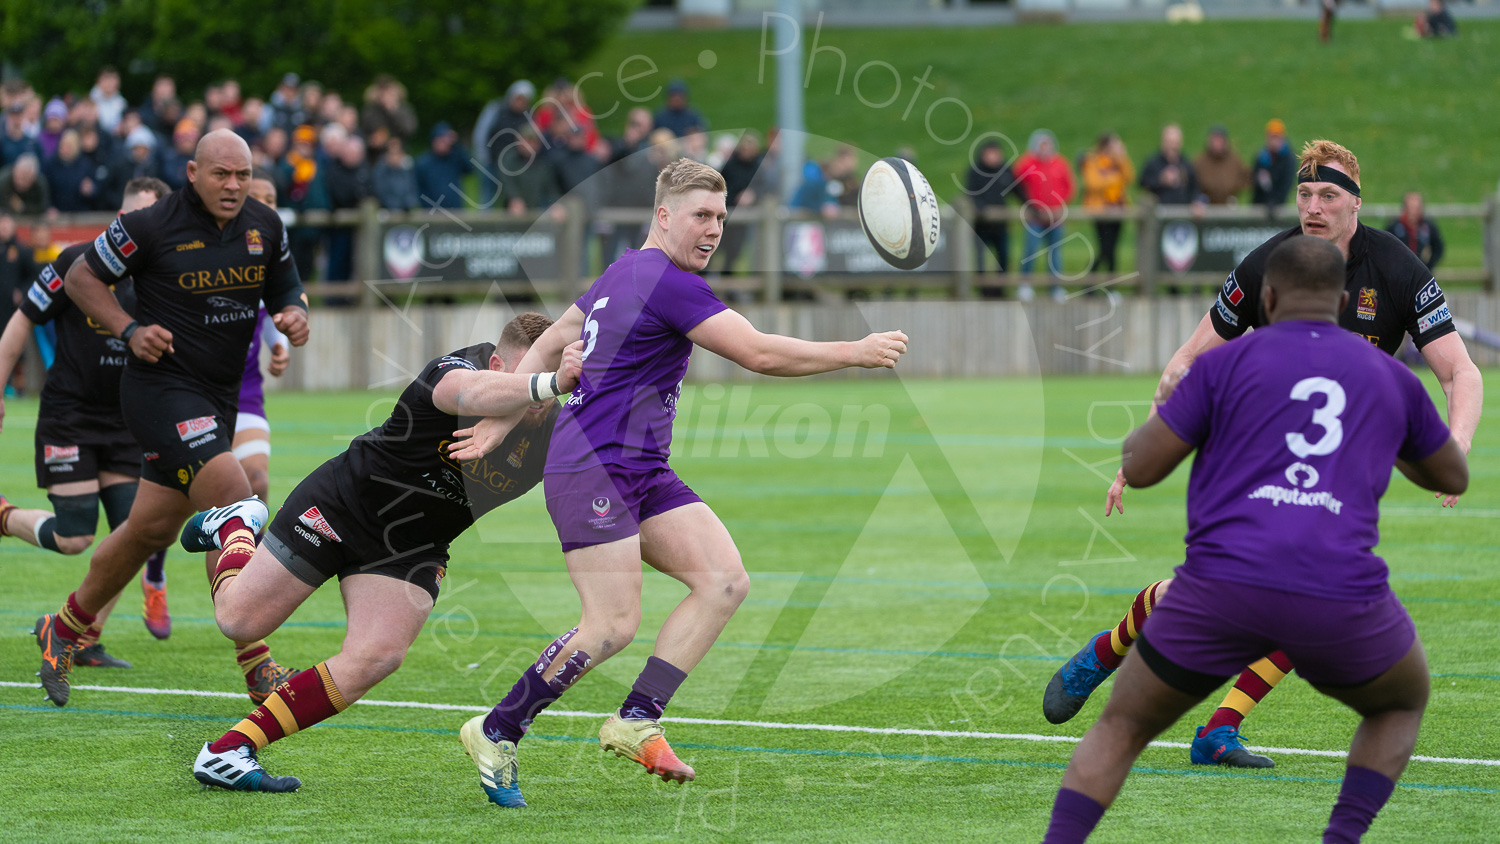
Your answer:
[1297,165,1360,198]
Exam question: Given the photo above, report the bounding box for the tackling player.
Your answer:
[1046,141,1483,768]
[1040,236,1466,843]
[0,177,174,662]
[32,130,309,707]
[185,314,582,792]
[451,159,908,808]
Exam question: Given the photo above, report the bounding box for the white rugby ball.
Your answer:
[857,157,941,270]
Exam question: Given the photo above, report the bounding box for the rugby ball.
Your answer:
[857,157,941,270]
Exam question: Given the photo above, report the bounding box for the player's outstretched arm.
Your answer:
[0,311,36,432]
[1418,333,1482,507]
[64,255,174,362]
[687,309,907,376]
[1107,311,1228,515]
[1120,416,1195,489]
[434,340,584,417]
[1395,436,1468,497]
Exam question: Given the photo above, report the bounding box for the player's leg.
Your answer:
[1189,649,1292,768]
[470,536,644,807]
[1045,578,1172,724]
[1043,644,1215,844]
[232,415,271,502]
[194,572,434,793]
[71,593,132,669]
[99,475,173,640]
[0,493,93,554]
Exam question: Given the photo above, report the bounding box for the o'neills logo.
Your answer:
[592,497,611,517]
[176,416,216,441]
[298,506,342,542]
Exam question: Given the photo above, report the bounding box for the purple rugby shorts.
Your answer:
[1139,570,1417,689]
[545,463,703,552]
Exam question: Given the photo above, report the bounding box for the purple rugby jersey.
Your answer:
[547,249,728,474]
[1156,320,1451,601]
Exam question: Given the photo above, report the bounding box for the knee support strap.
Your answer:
[46,492,101,538]
[98,482,138,531]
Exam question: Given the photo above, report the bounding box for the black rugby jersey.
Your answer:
[19,241,135,417]
[81,185,304,391]
[340,344,557,549]
[1209,223,1457,355]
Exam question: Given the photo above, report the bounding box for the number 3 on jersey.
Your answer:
[582,297,610,361]
[1285,376,1345,458]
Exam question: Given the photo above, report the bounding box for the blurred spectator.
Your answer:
[474,79,535,168]
[1081,133,1134,276]
[104,126,163,207]
[1387,191,1445,271]
[38,99,68,160]
[415,121,474,210]
[0,154,50,215]
[373,139,419,210]
[91,67,128,133]
[534,77,600,151]
[497,127,559,215]
[183,102,209,132]
[285,125,323,206]
[600,125,668,262]
[255,127,290,195]
[318,91,346,127]
[548,123,601,202]
[653,79,708,138]
[1416,0,1457,37]
[138,75,178,134]
[610,108,654,163]
[44,130,97,212]
[1013,129,1075,302]
[678,129,708,164]
[707,132,738,170]
[30,222,59,265]
[1138,124,1198,205]
[790,160,839,219]
[116,110,142,144]
[204,84,226,120]
[299,82,326,128]
[335,104,360,137]
[317,122,349,168]
[968,138,1023,289]
[2,102,41,167]
[1193,125,1250,205]
[77,123,112,204]
[716,130,768,274]
[1251,118,1296,211]
[324,136,370,281]
[825,145,860,208]
[269,73,305,131]
[237,98,268,146]
[159,119,201,191]
[219,78,245,125]
[360,75,419,158]
[1,212,32,333]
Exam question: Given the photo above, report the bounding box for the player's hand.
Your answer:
[268,342,290,377]
[557,340,585,393]
[1437,491,1461,507]
[129,324,174,363]
[447,415,516,461]
[1105,468,1128,516]
[274,308,309,347]
[853,330,908,369]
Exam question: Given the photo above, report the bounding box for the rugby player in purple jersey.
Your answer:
[1040,236,1467,844]
[449,158,909,808]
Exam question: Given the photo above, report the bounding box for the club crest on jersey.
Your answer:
[246,228,264,255]
[1356,287,1377,321]
[39,264,63,293]
[592,497,611,517]
[43,445,80,465]
[298,506,343,542]
[175,416,217,441]
[1221,273,1244,306]
[507,437,530,468]
[107,218,137,257]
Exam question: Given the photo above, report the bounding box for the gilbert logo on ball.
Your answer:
[857,157,941,270]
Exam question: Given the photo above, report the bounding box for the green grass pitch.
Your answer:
[2,372,1497,841]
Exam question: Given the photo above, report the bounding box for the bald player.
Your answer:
[34,130,309,708]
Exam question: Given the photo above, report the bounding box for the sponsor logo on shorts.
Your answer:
[39,264,62,293]
[176,416,217,441]
[187,432,217,448]
[175,240,205,252]
[27,283,52,311]
[1222,273,1244,306]
[143,451,160,461]
[1418,303,1452,334]
[1416,278,1442,311]
[592,497,610,517]
[107,218,138,257]
[1356,287,1377,321]
[94,232,127,277]
[299,506,342,542]
[44,445,79,464]
[246,228,264,255]
[293,523,322,547]
[1215,295,1239,327]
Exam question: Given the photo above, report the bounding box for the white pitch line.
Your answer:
[3,681,1496,768]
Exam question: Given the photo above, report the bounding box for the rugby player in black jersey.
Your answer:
[33,130,309,708]
[0,178,172,666]
[183,313,581,793]
[1046,140,1483,769]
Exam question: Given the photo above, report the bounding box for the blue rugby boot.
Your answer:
[1043,630,1116,724]
[1191,725,1275,768]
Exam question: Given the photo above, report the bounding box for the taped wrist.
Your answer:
[528,372,560,402]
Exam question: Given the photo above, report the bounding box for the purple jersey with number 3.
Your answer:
[1156,320,1451,601]
[547,249,728,474]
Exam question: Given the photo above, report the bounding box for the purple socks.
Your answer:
[144,550,167,587]
[1324,766,1395,843]
[484,627,592,744]
[619,656,688,721]
[1042,788,1106,844]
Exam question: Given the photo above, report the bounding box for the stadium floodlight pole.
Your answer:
[775,0,806,204]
